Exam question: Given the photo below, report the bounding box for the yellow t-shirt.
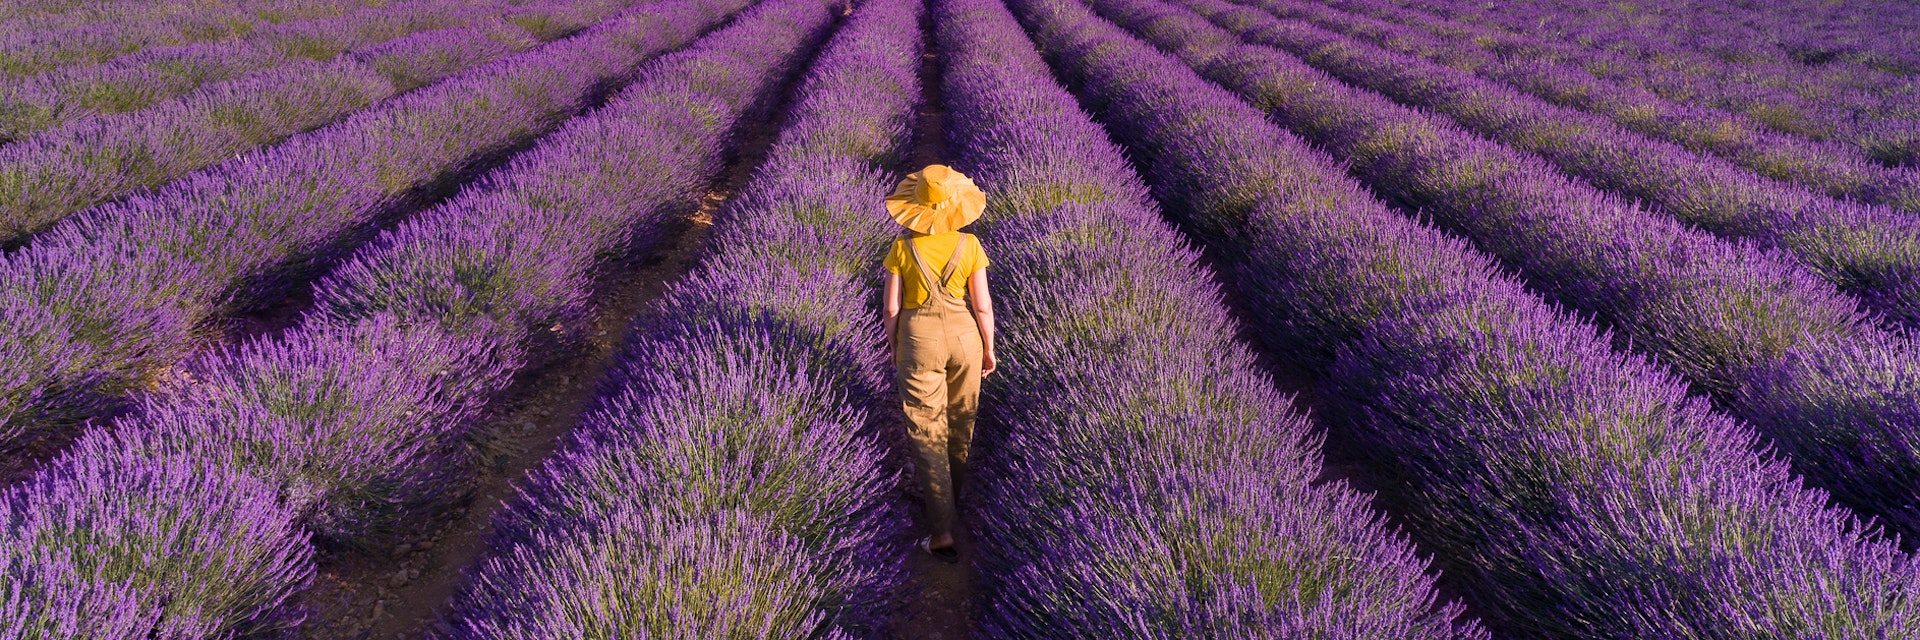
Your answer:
[883,231,990,309]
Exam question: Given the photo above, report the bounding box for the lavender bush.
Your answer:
[0,0,755,465]
[1319,0,1920,166]
[1228,0,1920,213]
[0,19,555,242]
[0,444,313,637]
[1100,0,1920,541]
[0,0,544,142]
[0,59,400,241]
[449,0,924,634]
[0,0,361,36]
[0,0,365,78]
[97,318,514,545]
[42,0,776,543]
[936,0,1480,635]
[2,0,829,632]
[1179,0,1920,324]
[1393,0,1920,89]
[1004,0,1920,635]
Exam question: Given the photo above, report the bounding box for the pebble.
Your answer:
[390,570,410,587]
[417,540,435,552]
[391,543,412,557]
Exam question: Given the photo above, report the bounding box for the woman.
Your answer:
[880,164,996,563]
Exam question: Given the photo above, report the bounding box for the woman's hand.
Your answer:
[981,348,997,378]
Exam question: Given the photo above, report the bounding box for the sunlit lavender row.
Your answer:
[1239,0,1920,212]
[1401,0,1920,83]
[447,0,924,631]
[1188,0,1920,322]
[6,0,1920,635]
[1,0,774,633]
[0,0,730,466]
[1319,0,1920,167]
[0,0,565,143]
[936,0,1481,635]
[0,0,647,243]
[1110,0,1920,543]
[1006,0,1920,636]
[0,0,369,77]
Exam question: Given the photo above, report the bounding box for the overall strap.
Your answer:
[936,234,971,287]
[903,234,954,303]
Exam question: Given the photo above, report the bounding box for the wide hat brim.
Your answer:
[885,167,986,234]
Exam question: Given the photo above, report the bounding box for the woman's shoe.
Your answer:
[919,536,959,564]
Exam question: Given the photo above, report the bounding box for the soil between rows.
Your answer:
[295,208,715,639]
[0,17,654,486]
[887,3,980,637]
[294,6,838,636]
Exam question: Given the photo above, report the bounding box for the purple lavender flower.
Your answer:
[1102,0,1920,544]
[0,443,313,637]
[0,0,741,458]
[449,0,914,633]
[1003,0,1920,634]
[936,0,1482,634]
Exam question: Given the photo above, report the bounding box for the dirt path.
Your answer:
[293,27,826,637]
[887,8,979,639]
[0,46,649,486]
[295,211,714,639]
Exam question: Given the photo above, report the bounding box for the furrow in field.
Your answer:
[1228,0,1920,213]
[0,0,651,243]
[1098,0,1920,543]
[0,0,580,144]
[437,0,925,635]
[0,0,372,78]
[1182,0,1920,326]
[0,0,745,478]
[1319,0,1920,167]
[1005,0,1920,635]
[937,0,1481,635]
[0,0,836,634]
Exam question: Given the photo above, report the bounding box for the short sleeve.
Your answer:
[883,238,907,274]
[967,235,989,275]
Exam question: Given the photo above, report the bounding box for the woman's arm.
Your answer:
[882,270,903,356]
[968,268,996,377]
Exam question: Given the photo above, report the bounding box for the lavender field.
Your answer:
[2,0,1918,637]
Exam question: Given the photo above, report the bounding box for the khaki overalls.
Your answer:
[895,233,982,537]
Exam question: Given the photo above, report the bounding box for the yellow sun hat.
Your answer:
[885,164,986,235]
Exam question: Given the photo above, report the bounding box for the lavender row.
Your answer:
[0,0,351,34]
[1231,0,1920,214]
[1320,0,1920,167]
[1007,0,1920,635]
[932,0,1481,634]
[1199,0,1920,326]
[0,0,645,241]
[1385,0,1920,110]
[1131,0,1920,539]
[0,0,823,633]
[0,26,535,244]
[448,0,930,632]
[0,0,734,469]
[1397,0,1920,85]
[0,0,540,142]
[0,0,370,78]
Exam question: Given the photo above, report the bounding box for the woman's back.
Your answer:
[884,230,990,308]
